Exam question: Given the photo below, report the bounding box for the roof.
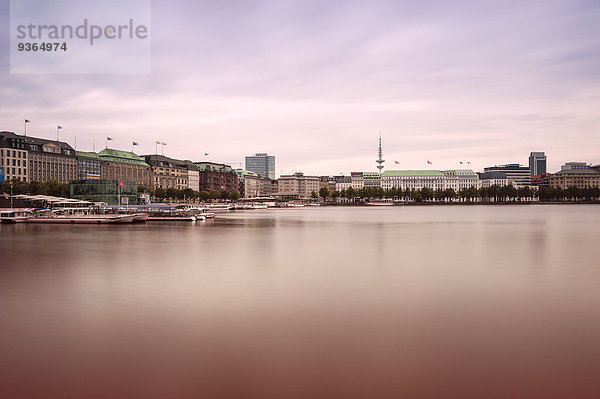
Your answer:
[1,131,75,153]
[442,169,478,177]
[142,154,192,169]
[76,151,100,160]
[552,168,600,176]
[98,148,149,166]
[382,170,444,177]
[194,162,233,172]
[234,169,260,177]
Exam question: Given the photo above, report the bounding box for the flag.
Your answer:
[107,137,113,140]
[118,180,125,188]
[162,142,167,145]
[156,140,161,144]
[460,161,463,164]
[57,126,62,129]
[205,153,209,156]
[133,142,139,146]
[25,119,30,123]
[395,161,400,164]
[427,160,432,164]
[467,162,471,165]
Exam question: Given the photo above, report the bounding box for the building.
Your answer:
[185,161,200,192]
[442,170,480,191]
[27,135,77,183]
[363,172,381,188]
[70,179,138,205]
[194,162,239,192]
[561,162,589,171]
[257,177,276,196]
[381,170,446,191]
[143,154,190,190]
[0,131,29,182]
[76,151,101,180]
[529,152,547,176]
[277,172,320,199]
[319,176,337,193]
[335,176,352,192]
[531,173,550,187]
[481,164,531,186]
[350,172,364,189]
[480,178,512,187]
[1,131,79,183]
[548,168,600,189]
[245,153,276,179]
[98,149,152,186]
[235,169,261,198]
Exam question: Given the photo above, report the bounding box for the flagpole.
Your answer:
[57,126,59,141]
[24,120,27,137]
[155,141,158,154]
[93,139,95,152]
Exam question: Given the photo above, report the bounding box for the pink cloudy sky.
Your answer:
[1,0,599,175]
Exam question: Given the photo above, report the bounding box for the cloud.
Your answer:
[1,0,599,174]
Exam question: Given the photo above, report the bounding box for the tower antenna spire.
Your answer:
[376,132,385,174]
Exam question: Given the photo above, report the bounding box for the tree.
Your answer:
[421,187,434,201]
[345,187,357,200]
[229,191,241,201]
[310,190,318,199]
[198,190,211,201]
[319,187,330,200]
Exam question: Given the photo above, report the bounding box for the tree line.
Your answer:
[316,185,600,202]
[0,179,69,197]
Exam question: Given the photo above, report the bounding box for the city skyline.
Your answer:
[1,0,600,175]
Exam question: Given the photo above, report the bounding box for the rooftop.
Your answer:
[76,151,100,160]
[382,170,444,177]
[98,149,149,166]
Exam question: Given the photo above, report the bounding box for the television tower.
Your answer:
[376,133,385,174]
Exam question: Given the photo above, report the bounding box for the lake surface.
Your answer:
[1,205,600,398]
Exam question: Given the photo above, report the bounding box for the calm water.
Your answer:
[1,205,599,398]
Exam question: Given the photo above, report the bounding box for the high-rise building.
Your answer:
[245,153,275,179]
[529,152,547,176]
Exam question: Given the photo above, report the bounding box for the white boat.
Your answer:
[203,204,234,212]
[27,214,133,224]
[0,209,32,223]
[251,204,268,209]
[132,213,149,222]
[147,215,197,222]
[365,201,394,206]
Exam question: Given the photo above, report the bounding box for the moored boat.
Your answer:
[0,209,32,223]
[147,215,197,222]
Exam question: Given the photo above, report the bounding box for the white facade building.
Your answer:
[381,169,480,191]
[442,169,481,190]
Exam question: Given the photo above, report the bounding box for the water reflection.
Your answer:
[1,205,600,398]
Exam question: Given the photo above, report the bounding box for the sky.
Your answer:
[1,0,599,176]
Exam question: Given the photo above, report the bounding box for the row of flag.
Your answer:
[393,160,471,165]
